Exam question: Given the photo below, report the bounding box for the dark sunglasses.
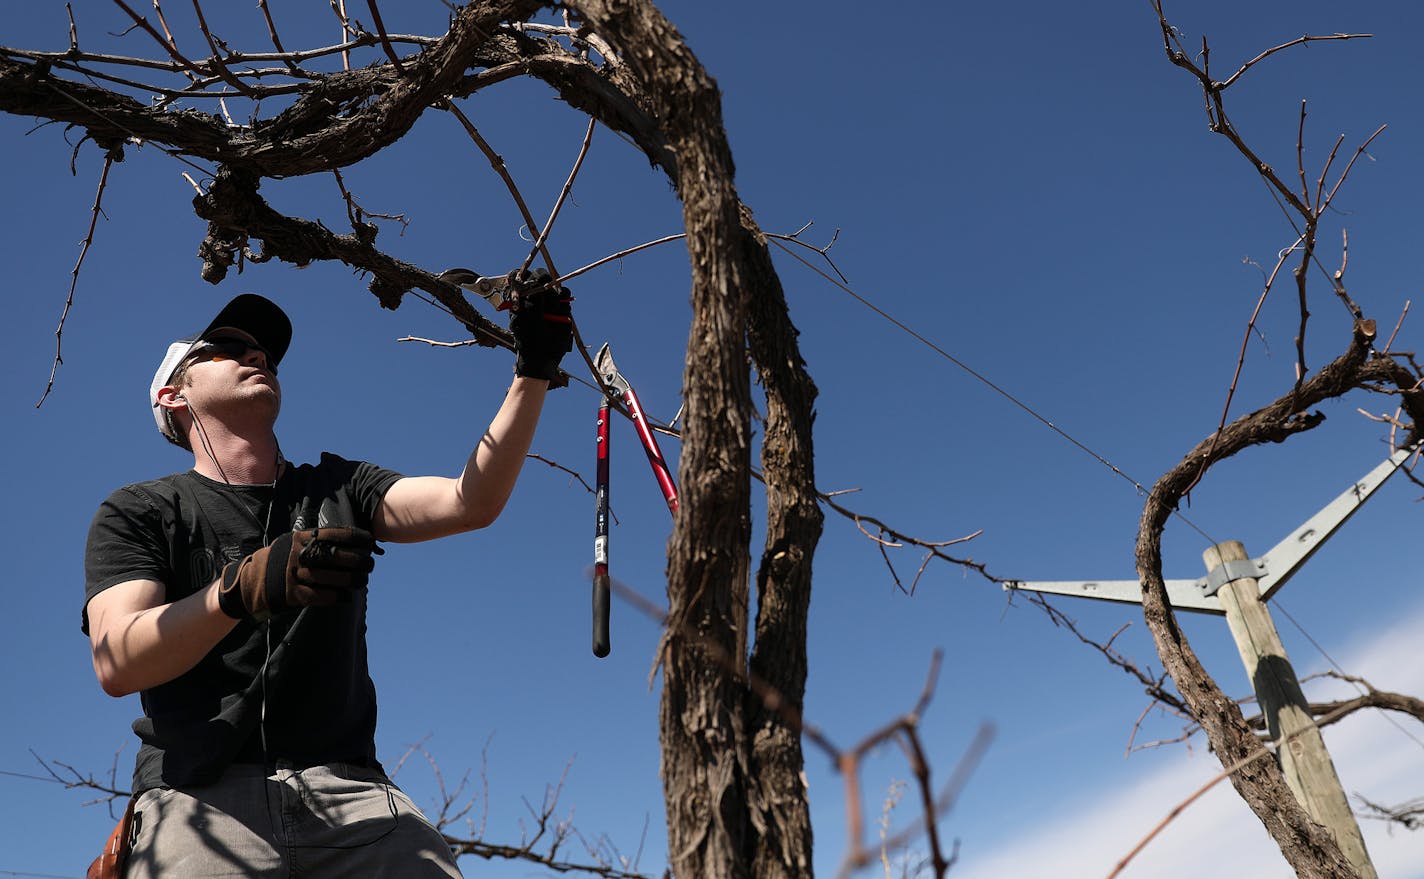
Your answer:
[187,336,277,374]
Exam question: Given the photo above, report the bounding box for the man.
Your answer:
[83,283,571,877]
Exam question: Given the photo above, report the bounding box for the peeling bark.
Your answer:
[563,3,756,875]
[745,201,822,878]
[564,3,824,874]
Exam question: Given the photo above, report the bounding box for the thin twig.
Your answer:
[37,153,115,408]
[442,102,549,271]
[442,100,603,390]
[66,2,80,52]
[1105,702,1357,879]
[365,0,406,73]
[188,0,258,97]
[527,452,606,504]
[1023,592,1189,717]
[1319,125,1386,215]
[554,227,847,289]
[556,233,687,285]
[1382,300,1409,354]
[522,117,597,275]
[396,335,480,348]
[256,0,302,73]
[330,0,353,70]
[1315,133,1346,214]
[1217,32,1373,91]
[110,0,203,73]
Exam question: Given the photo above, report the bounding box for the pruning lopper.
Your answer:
[591,342,679,658]
[439,266,563,313]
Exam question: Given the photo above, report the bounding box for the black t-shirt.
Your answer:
[83,453,403,793]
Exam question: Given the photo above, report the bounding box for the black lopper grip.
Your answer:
[593,400,612,658]
[592,570,611,657]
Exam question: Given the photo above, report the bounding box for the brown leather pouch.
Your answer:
[87,798,136,879]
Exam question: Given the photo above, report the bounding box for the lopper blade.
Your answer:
[593,342,631,396]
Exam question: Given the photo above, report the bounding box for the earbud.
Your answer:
[174,394,187,401]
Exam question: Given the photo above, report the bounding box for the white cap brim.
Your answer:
[150,338,202,441]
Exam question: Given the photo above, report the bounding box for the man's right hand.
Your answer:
[218,527,381,623]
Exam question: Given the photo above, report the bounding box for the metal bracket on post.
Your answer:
[1200,557,1267,598]
[1003,444,1416,611]
[1003,576,1226,614]
[999,448,1416,879]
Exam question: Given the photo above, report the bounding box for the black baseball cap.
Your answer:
[149,294,292,444]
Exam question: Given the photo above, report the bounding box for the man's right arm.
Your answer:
[88,528,384,696]
[86,578,237,697]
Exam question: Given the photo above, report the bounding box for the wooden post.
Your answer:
[1205,541,1376,879]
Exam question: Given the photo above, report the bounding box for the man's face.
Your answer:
[177,327,283,420]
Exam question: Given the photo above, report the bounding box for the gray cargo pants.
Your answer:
[124,761,463,878]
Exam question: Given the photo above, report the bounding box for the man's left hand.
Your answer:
[510,269,573,387]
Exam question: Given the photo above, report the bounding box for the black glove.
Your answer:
[218,527,382,623]
[510,269,573,387]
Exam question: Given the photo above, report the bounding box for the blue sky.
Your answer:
[2,1,1422,877]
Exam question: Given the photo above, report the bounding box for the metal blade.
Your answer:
[593,342,630,395]
[438,267,504,308]
[1255,444,1416,602]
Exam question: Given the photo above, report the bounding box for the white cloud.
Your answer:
[951,602,1424,879]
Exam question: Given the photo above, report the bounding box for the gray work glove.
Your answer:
[218,527,382,623]
[510,269,573,387]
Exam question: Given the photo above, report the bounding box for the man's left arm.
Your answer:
[373,275,573,543]
[374,376,548,542]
